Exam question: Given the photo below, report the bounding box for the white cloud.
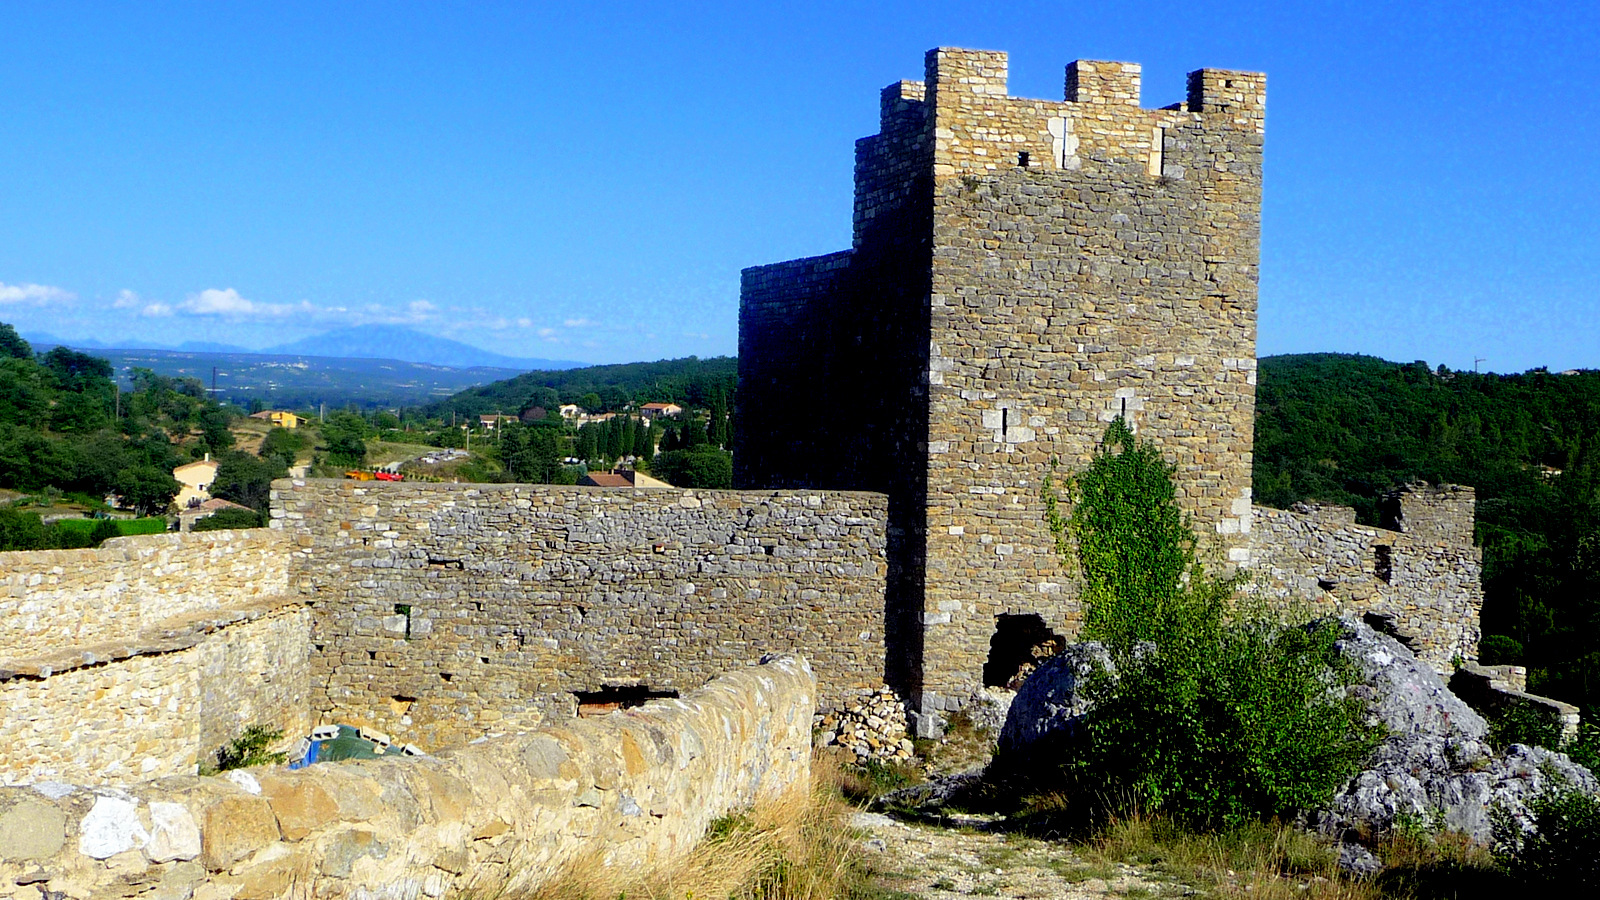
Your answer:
[142,303,173,317]
[516,317,533,328]
[563,317,593,328]
[537,327,556,337]
[112,289,141,309]
[408,299,436,314]
[181,287,304,317]
[0,282,75,305]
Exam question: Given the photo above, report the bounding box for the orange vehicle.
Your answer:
[344,470,375,481]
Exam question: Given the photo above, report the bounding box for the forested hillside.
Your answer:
[0,321,296,548]
[426,356,737,419]
[1254,353,1600,713]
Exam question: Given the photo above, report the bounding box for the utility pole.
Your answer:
[211,366,219,395]
[1475,357,1487,373]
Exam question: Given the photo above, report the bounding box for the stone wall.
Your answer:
[0,530,291,661]
[0,656,815,900]
[737,46,1267,727]
[272,479,887,749]
[1247,484,1484,671]
[0,532,309,787]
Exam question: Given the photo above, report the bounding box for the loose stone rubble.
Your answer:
[815,685,915,762]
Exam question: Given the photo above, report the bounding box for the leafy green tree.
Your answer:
[0,359,49,426]
[259,427,306,469]
[321,412,370,468]
[196,406,236,453]
[0,505,48,550]
[42,346,113,392]
[1031,419,1379,824]
[650,446,732,489]
[50,390,110,434]
[114,464,180,516]
[0,322,32,359]
[578,392,602,413]
[212,451,287,514]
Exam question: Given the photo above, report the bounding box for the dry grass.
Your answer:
[488,754,895,900]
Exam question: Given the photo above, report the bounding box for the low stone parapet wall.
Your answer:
[0,655,815,900]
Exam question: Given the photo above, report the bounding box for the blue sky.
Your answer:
[0,1,1595,370]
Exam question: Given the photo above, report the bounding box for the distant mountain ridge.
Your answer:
[24,325,583,371]
[264,326,582,370]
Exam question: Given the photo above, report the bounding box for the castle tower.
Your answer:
[738,48,1266,730]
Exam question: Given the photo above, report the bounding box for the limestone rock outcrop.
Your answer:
[993,618,1598,846]
[1305,617,1597,844]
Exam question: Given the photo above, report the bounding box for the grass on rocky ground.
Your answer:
[493,751,909,900]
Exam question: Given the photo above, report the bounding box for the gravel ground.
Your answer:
[853,811,1198,899]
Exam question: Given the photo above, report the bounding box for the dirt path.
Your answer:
[854,811,1197,899]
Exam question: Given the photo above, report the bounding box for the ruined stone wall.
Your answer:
[1248,485,1483,671]
[0,531,310,787]
[1,607,311,788]
[0,530,291,660]
[272,479,887,749]
[0,656,815,900]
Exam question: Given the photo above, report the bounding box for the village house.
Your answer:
[639,402,683,423]
[249,410,302,429]
[172,454,218,509]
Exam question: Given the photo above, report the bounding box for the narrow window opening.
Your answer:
[1001,408,1009,435]
[574,685,679,718]
[1375,545,1393,584]
[983,614,1065,689]
[394,603,412,640]
[1148,126,1164,177]
[1017,151,1030,167]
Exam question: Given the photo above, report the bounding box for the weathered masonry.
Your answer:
[737,47,1488,732]
[1251,483,1484,671]
[738,47,1269,728]
[273,479,888,749]
[0,532,309,786]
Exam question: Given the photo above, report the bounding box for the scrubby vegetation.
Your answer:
[212,724,288,772]
[1035,419,1381,826]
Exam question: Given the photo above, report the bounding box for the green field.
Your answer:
[52,517,168,538]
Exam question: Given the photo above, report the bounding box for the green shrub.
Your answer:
[1494,785,1600,889]
[1038,419,1381,825]
[1480,634,1524,666]
[1487,700,1566,752]
[214,724,288,771]
[192,508,265,531]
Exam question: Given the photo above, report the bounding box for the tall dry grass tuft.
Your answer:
[1085,811,1381,900]
[495,752,877,900]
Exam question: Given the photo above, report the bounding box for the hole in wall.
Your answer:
[573,685,680,718]
[439,673,454,683]
[1375,545,1393,584]
[1017,151,1030,167]
[388,695,417,716]
[1363,612,1419,654]
[983,613,1065,689]
[1317,579,1336,592]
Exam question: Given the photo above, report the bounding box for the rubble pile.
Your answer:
[816,685,915,762]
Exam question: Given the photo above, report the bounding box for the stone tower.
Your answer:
[737,48,1266,730]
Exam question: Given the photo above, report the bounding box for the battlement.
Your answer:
[1380,482,1478,545]
[1065,59,1142,106]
